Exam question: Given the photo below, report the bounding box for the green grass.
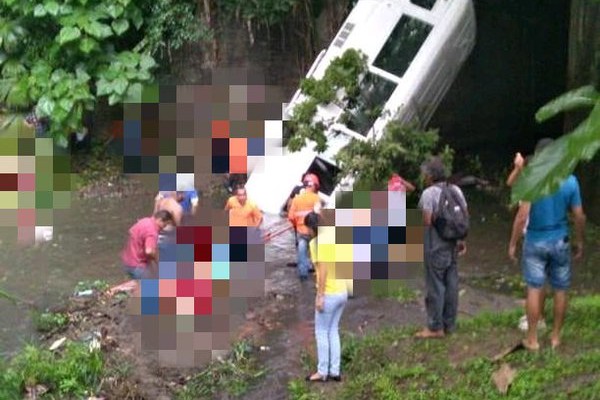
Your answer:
[0,342,103,400]
[31,311,70,333]
[371,280,419,303]
[176,341,266,400]
[74,279,110,293]
[290,295,600,400]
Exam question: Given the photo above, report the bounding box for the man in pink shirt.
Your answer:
[121,210,174,280]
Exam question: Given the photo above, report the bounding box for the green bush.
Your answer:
[32,311,69,333]
[0,342,103,399]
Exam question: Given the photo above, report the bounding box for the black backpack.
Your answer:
[433,183,469,241]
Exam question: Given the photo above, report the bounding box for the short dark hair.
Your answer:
[154,209,174,222]
[234,185,246,194]
[304,211,319,234]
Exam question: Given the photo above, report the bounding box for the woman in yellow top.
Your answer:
[304,211,348,383]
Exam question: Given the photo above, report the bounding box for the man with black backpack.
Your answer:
[415,156,468,339]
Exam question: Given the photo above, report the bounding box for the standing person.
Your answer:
[387,172,416,193]
[288,173,321,281]
[304,210,348,382]
[415,157,468,338]
[508,139,586,351]
[121,210,174,290]
[224,186,263,227]
[505,144,548,332]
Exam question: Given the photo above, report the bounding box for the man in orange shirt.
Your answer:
[288,173,321,281]
[225,186,263,227]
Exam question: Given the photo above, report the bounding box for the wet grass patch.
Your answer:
[176,341,266,400]
[290,295,600,399]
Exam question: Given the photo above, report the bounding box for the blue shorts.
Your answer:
[522,237,571,290]
[124,265,147,280]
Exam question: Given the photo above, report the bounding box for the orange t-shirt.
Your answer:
[288,191,320,235]
[225,196,241,210]
[227,199,263,227]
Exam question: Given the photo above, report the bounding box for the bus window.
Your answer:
[340,72,397,136]
[410,0,437,10]
[374,15,433,78]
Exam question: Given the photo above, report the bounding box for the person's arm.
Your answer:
[288,198,296,224]
[316,261,326,312]
[190,193,199,215]
[508,202,531,262]
[571,205,586,260]
[399,176,416,193]
[506,152,525,187]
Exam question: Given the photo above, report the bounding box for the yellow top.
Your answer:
[309,227,351,295]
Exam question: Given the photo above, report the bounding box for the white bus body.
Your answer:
[247,0,476,214]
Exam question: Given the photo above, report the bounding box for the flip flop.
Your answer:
[305,374,327,382]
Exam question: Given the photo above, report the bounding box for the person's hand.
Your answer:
[315,294,324,312]
[508,243,518,263]
[573,242,584,261]
[457,241,467,256]
[514,152,525,169]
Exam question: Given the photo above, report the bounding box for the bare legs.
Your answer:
[524,287,567,350]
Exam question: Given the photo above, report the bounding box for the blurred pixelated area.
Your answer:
[0,119,72,245]
[1,68,420,367]
[114,70,284,365]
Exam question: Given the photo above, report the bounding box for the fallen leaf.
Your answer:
[49,337,67,351]
[492,363,517,394]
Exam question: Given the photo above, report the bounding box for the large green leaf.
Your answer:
[112,77,128,95]
[79,37,97,53]
[106,4,124,19]
[512,99,600,203]
[44,1,60,16]
[84,21,113,39]
[535,85,599,123]
[36,96,55,117]
[123,82,142,103]
[111,19,129,36]
[57,26,81,44]
[33,4,47,17]
[95,78,111,96]
[139,53,156,70]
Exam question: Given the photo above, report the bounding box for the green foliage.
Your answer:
[0,0,203,145]
[74,279,110,293]
[287,379,321,400]
[287,49,368,153]
[0,342,103,399]
[177,341,266,399]
[0,287,18,304]
[143,0,209,61]
[32,311,69,333]
[336,121,454,190]
[512,85,600,203]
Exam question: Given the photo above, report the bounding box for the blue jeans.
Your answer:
[315,292,347,377]
[522,237,571,290]
[297,234,311,279]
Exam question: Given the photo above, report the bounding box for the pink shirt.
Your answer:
[387,174,407,192]
[121,217,159,268]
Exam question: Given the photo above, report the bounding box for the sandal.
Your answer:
[305,373,327,382]
[328,375,342,382]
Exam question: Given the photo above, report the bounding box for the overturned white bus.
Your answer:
[247,0,476,214]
